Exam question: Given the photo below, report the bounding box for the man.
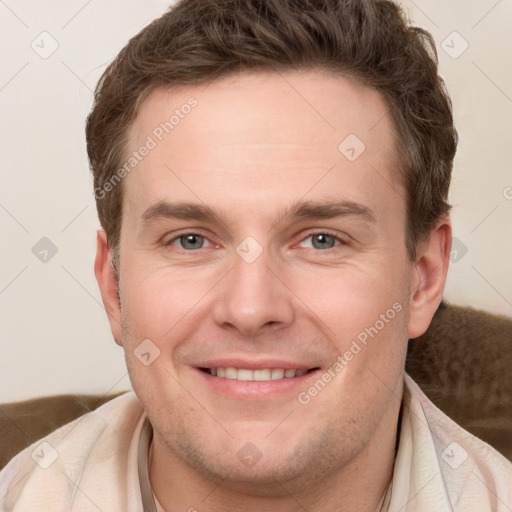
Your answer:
[1,0,511,510]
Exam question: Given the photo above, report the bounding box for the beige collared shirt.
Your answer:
[1,373,511,511]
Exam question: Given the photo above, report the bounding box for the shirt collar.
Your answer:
[138,415,157,512]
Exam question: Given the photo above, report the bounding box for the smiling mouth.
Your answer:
[199,367,320,381]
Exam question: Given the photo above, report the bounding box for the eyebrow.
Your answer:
[140,199,376,227]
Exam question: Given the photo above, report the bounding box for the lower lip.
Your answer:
[195,368,321,399]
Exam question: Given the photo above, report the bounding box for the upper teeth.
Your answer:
[209,368,308,381]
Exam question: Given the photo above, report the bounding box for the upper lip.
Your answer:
[196,359,319,370]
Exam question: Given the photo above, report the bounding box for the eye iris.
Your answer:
[312,234,335,249]
[181,234,203,249]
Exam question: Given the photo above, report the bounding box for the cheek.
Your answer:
[296,263,405,327]
[119,269,207,342]
[291,261,410,377]
[119,274,196,407]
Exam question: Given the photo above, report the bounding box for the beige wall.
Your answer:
[1,0,510,401]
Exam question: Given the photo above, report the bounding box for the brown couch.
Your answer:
[1,302,511,470]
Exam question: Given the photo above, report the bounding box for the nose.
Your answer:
[211,243,295,337]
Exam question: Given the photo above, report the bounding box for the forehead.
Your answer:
[129,69,396,148]
[123,69,403,223]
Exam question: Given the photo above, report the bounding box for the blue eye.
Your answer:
[300,233,343,250]
[165,231,346,252]
[169,233,210,250]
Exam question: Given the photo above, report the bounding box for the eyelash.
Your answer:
[164,230,349,252]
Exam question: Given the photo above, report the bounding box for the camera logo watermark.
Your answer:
[31,31,59,60]
[450,236,469,263]
[297,301,403,405]
[31,441,59,469]
[134,338,161,366]
[32,237,58,263]
[441,441,468,469]
[441,31,469,60]
[237,442,263,468]
[338,133,366,162]
[94,97,198,200]
[236,236,264,264]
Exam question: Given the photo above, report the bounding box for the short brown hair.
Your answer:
[86,0,457,272]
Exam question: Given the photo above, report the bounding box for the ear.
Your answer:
[407,217,451,339]
[94,229,123,346]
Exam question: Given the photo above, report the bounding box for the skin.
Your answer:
[95,69,451,512]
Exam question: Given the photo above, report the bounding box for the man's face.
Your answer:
[103,70,421,486]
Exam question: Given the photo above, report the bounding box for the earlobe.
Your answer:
[94,229,123,346]
[407,218,452,339]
